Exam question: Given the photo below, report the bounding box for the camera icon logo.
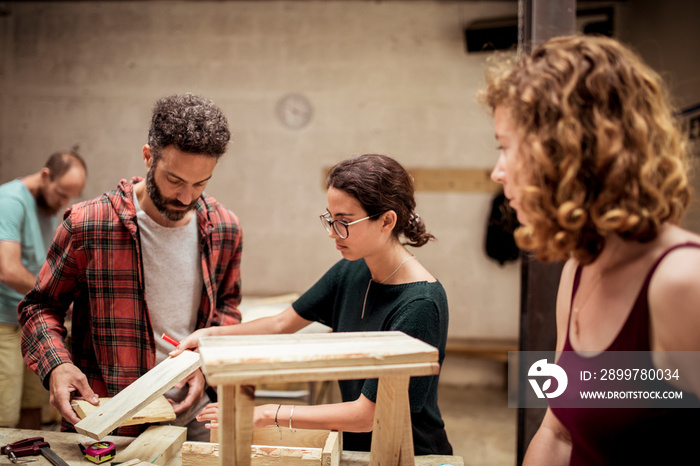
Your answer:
[528,358,568,399]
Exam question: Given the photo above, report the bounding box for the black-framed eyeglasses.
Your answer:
[319,210,381,239]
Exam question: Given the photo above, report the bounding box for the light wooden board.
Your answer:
[113,425,187,465]
[204,363,439,386]
[182,436,463,466]
[322,167,500,194]
[220,384,256,466]
[74,350,201,440]
[182,431,340,466]
[200,331,439,385]
[409,168,499,193]
[117,460,154,466]
[183,442,324,466]
[211,425,333,448]
[341,452,464,466]
[73,395,175,426]
[323,431,341,466]
[370,376,413,466]
[445,337,518,363]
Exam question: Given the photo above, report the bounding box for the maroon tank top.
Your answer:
[549,243,700,465]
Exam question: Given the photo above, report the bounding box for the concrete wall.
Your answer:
[0,1,522,343]
[1,0,698,351]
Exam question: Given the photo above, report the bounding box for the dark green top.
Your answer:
[293,258,453,455]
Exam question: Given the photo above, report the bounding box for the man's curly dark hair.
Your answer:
[148,93,230,160]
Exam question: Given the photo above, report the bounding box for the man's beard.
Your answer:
[146,164,197,222]
[35,188,60,216]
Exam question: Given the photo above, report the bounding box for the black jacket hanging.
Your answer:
[484,190,520,265]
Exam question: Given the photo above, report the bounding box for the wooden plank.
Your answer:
[200,332,438,382]
[73,395,176,426]
[445,338,518,363]
[182,442,219,466]
[204,362,439,386]
[322,431,341,466]
[201,331,436,362]
[341,452,464,466]
[446,338,518,352]
[212,425,333,448]
[256,426,332,449]
[369,376,413,466]
[219,384,256,466]
[250,445,323,465]
[410,168,499,193]
[183,432,340,466]
[183,441,325,466]
[118,460,154,466]
[203,331,405,345]
[322,167,499,193]
[74,350,201,440]
[113,425,187,465]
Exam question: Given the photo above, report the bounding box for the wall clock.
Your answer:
[276,93,313,129]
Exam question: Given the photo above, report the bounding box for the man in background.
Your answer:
[19,93,242,441]
[0,151,87,429]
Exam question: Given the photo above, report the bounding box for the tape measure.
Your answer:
[83,441,115,464]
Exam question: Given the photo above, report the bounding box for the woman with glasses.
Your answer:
[171,153,452,455]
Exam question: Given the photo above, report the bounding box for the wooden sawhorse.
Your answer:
[199,331,439,466]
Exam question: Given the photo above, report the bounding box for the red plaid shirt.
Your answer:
[19,177,242,417]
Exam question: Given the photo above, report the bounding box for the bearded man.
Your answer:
[19,94,242,441]
[0,150,87,429]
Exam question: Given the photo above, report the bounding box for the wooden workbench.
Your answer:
[0,428,140,465]
[0,429,462,466]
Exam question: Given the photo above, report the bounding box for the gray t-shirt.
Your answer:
[133,192,208,430]
[133,192,201,362]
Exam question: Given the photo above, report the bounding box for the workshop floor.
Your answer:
[439,384,517,466]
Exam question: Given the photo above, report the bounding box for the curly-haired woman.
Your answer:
[484,35,700,464]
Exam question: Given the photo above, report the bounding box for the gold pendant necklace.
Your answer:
[572,247,622,337]
[572,272,604,337]
[361,255,416,319]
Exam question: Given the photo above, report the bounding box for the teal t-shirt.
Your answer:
[293,258,453,455]
[0,179,56,325]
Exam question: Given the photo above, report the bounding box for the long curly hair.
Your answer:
[148,93,230,160]
[326,154,435,247]
[480,35,690,264]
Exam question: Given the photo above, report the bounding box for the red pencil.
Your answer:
[161,333,180,347]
